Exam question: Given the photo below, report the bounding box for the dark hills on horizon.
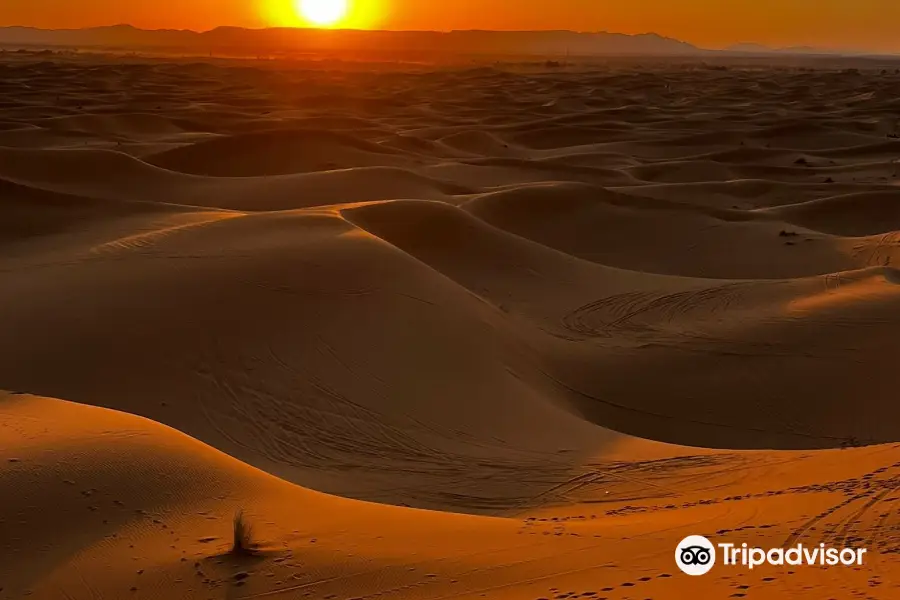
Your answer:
[0,24,705,57]
[0,24,893,59]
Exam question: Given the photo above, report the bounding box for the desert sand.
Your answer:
[2,50,900,599]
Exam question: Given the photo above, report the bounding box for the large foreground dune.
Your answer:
[2,50,900,599]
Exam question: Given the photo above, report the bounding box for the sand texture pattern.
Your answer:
[3,52,900,599]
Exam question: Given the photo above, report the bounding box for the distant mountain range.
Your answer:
[725,42,873,56]
[2,26,894,59]
[0,25,704,56]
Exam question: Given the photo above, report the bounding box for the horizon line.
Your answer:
[2,23,895,56]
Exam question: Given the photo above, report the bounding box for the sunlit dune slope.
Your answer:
[3,54,900,515]
[6,391,900,600]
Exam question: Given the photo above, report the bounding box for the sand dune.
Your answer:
[0,147,471,210]
[3,50,900,599]
[763,190,900,236]
[0,177,192,242]
[145,128,423,176]
[6,391,900,600]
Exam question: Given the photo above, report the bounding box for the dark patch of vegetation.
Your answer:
[232,509,258,556]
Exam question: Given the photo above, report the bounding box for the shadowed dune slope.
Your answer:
[5,54,900,599]
[0,177,199,243]
[3,56,900,510]
[0,207,624,511]
[463,182,898,278]
[0,147,472,210]
[762,190,900,236]
[4,59,900,502]
[145,128,423,176]
[5,196,900,500]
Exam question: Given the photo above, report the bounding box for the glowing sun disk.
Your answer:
[297,0,349,26]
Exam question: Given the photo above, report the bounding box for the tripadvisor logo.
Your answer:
[676,535,716,576]
[675,535,867,576]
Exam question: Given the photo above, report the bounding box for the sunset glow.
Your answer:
[260,0,382,29]
[1,0,900,52]
[297,0,348,27]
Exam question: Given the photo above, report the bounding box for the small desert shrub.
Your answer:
[232,509,256,556]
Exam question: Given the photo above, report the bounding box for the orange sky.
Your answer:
[2,0,898,52]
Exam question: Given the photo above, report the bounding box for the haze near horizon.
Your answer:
[2,0,899,53]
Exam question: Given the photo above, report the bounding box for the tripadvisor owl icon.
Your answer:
[676,535,716,576]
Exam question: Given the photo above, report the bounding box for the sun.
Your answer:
[297,0,349,27]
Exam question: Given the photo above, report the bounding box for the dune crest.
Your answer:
[4,50,900,599]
